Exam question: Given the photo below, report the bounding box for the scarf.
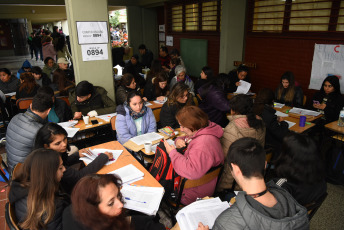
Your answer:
[125,102,147,120]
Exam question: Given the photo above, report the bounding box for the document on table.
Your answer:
[289,108,320,116]
[95,113,117,122]
[120,184,164,215]
[64,127,80,138]
[176,197,230,230]
[130,132,164,146]
[275,111,289,117]
[80,148,122,166]
[235,80,251,94]
[5,92,16,97]
[145,102,153,106]
[274,102,285,108]
[108,164,144,184]
[284,120,296,128]
[151,139,175,153]
[58,120,78,128]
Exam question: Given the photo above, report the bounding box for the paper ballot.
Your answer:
[289,108,320,116]
[284,120,296,128]
[95,113,117,122]
[176,198,230,230]
[80,148,122,166]
[275,111,289,117]
[57,120,79,137]
[121,185,164,216]
[108,164,144,184]
[130,132,164,146]
[235,80,251,94]
[274,102,285,108]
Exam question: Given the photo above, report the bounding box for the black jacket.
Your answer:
[63,205,165,230]
[16,84,40,100]
[123,61,146,88]
[141,49,153,68]
[55,98,73,122]
[312,91,344,123]
[0,75,19,94]
[226,70,250,93]
[9,181,69,230]
[60,152,109,194]
[275,86,304,108]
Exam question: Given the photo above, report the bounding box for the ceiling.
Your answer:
[0,0,167,24]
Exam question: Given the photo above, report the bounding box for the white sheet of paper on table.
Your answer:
[274,102,285,108]
[145,102,153,106]
[130,132,164,146]
[81,149,122,165]
[275,111,289,117]
[64,127,80,138]
[289,108,321,116]
[95,113,117,122]
[108,164,144,184]
[235,80,251,94]
[284,120,296,128]
[58,120,78,128]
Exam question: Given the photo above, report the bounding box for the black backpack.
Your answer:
[149,140,182,196]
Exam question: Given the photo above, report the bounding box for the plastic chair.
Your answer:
[152,108,161,122]
[16,98,33,110]
[305,192,328,220]
[303,95,307,106]
[5,202,20,230]
[0,155,9,184]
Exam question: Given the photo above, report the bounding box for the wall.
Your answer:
[244,35,342,107]
[0,20,15,56]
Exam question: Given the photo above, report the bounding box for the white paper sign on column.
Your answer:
[77,21,108,44]
[81,44,108,61]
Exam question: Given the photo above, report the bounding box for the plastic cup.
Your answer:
[83,116,90,125]
[299,116,306,127]
[144,142,152,153]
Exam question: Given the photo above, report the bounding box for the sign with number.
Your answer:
[81,44,108,61]
[76,21,108,44]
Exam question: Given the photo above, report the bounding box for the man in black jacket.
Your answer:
[138,44,153,68]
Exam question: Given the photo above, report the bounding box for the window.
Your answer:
[249,0,344,33]
[169,0,221,33]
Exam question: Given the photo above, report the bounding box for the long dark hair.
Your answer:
[53,69,75,96]
[19,72,38,94]
[320,75,341,96]
[275,133,325,184]
[229,94,264,130]
[200,73,230,99]
[15,149,61,230]
[146,60,162,82]
[153,72,168,97]
[253,88,275,116]
[120,73,135,88]
[34,123,69,151]
[71,174,131,230]
[276,71,296,103]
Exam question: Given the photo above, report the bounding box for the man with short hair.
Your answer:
[6,93,54,171]
[69,81,116,120]
[57,57,74,82]
[138,44,153,68]
[198,137,309,230]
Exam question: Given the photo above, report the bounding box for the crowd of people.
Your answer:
[2,44,338,230]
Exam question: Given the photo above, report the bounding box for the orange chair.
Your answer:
[16,98,33,110]
[56,96,71,106]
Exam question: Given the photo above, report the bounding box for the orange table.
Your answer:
[325,120,344,134]
[146,101,164,110]
[282,116,315,133]
[275,106,322,122]
[82,141,162,188]
[73,116,112,131]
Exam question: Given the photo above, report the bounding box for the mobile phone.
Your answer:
[313,100,320,105]
[91,120,99,125]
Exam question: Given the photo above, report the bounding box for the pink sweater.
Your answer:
[169,121,224,205]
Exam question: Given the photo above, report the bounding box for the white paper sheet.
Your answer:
[108,164,144,184]
[275,111,289,117]
[58,120,78,128]
[64,127,80,138]
[81,148,122,165]
[235,80,251,94]
[95,113,117,122]
[145,102,153,106]
[274,102,285,108]
[284,120,296,128]
[5,92,16,96]
[130,132,164,146]
[289,108,321,116]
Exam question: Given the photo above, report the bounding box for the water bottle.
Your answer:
[338,107,344,127]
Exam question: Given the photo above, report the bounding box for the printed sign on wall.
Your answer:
[77,21,108,44]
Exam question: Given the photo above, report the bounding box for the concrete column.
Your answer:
[127,6,143,54]
[65,0,115,100]
[219,0,247,73]
[61,20,70,36]
[27,20,33,34]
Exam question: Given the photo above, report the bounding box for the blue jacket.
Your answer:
[115,104,156,145]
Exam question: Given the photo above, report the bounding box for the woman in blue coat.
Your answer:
[115,90,156,144]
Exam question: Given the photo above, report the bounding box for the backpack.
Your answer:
[326,138,344,185]
[149,139,184,196]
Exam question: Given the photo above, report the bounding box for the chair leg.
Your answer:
[0,168,9,184]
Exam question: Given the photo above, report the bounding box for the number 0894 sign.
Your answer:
[81,44,108,61]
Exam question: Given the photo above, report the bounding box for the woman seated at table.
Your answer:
[160,82,193,129]
[0,67,19,94]
[50,69,75,96]
[194,66,214,95]
[43,57,58,81]
[198,73,231,128]
[9,148,69,230]
[169,65,194,94]
[274,133,327,206]
[115,91,156,145]
[31,66,52,87]
[311,75,343,124]
[164,106,224,205]
[16,72,40,100]
[143,71,169,101]
[146,59,162,83]
[253,88,290,158]
[168,57,181,83]
[226,64,249,93]
[217,94,265,192]
[116,73,140,105]
[275,71,304,108]
[63,174,165,230]
[35,123,113,193]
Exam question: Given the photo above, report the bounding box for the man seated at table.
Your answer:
[69,80,116,120]
[6,93,53,171]
[57,57,74,82]
[138,44,153,68]
[198,137,309,230]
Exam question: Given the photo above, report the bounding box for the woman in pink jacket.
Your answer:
[42,36,57,60]
[164,106,224,205]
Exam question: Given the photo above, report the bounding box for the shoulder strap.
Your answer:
[275,178,287,187]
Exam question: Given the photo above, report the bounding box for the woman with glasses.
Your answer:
[160,82,193,129]
[115,90,156,145]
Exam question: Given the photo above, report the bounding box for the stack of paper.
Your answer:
[176,198,230,230]
[289,108,320,116]
[109,164,144,184]
[275,111,289,117]
[121,184,164,215]
[274,102,285,108]
[57,120,79,138]
[235,80,251,94]
[130,132,164,146]
[95,113,117,122]
[80,148,122,166]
